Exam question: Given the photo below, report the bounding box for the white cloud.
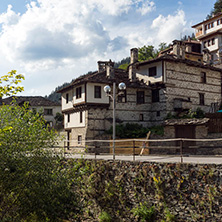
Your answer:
[151,10,186,44]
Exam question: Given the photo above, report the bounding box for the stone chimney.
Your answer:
[203,49,211,65]
[181,42,185,59]
[173,41,181,59]
[129,48,138,81]
[98,61,106,72]
[106,59,115,79]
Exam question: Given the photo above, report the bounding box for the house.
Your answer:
[159,37,202,63]
[58,47,222,145]
[2,96,61,127]
[192,12,222,64]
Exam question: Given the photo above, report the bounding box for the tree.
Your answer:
[138,45,158,62]
[0,103,80,221]
[0,70,25,97]
[207,0,222,19]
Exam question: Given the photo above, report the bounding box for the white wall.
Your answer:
[73,84,85,105]
[136,61,163,84]
[64,111,86,129]
[61,89,73,110]
[86,83,109,104]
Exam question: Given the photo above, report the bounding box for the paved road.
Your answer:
[65,154,222,164]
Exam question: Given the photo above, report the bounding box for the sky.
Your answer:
[0,0,216,97]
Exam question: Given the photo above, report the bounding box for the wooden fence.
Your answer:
[206,113,222,133]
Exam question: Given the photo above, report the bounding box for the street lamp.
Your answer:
[104,82,126,160]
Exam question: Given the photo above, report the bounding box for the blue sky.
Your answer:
[0,0,217,96]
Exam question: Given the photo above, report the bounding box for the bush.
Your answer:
[0,103,81,221]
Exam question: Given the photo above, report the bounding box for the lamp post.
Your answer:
[104,82,126,160]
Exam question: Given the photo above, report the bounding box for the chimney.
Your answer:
[98,61,106,73]
[173,41,181,58]
[106,59,115,79]
[203,49,211,65]
[188,36,191,42]
[181,42,185,59]
[129,48,138,81]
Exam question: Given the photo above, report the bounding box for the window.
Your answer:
[44,108,53,115]
[208,24,210,29]
[117,90,127,103]
[152,89,160,103]
[149,67,157,77]
[94,86,101,98]
[211,22,214,28]
[67,114,70,123]
[157,111,160,117]
[137,91,145,104]
[212,38,215,45]
[76,87,82,99]
[200,72,206,83]
[78,135,82,145]
[217,20,220,25]
[139,114,144,121]
[66,93,69,103]
[199,93,205,105]
[80,111,83,123]
[205,25,208,30]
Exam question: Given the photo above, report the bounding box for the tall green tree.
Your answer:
[138,45,158,62]
[207,0,222,19]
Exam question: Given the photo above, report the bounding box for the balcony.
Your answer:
[195,30,203,38]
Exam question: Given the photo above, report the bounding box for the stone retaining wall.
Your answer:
[72,159,222,221]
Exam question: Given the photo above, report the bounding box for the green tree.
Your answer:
[0,70,24,97]
[207,0,222,19]
[138,45,158,62]
[0,103,80,221]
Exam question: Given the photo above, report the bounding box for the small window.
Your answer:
[217,20,220,25]
[78,135,82,145]
[212,38,215,45]
[94,86,101,98]
[199,93,205,105]
[152,89,159,103]
[67,114,70,123]
[66,93,69,103]
[200,72,206,83]
[137,91,145,104]
[139,114,144,121]
[44,108,53,115]
[156,111,160,117]
[149,67,157,77]
[205,25,208,30]
[80,111,83,123]
[208,24,210,29]
[117,90,127,103]
[211,22,214,28]
[76,87,82,99]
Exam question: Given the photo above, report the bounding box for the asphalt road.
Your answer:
[65,154,222,164]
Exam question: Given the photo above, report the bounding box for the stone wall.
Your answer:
[165,61,221,114]
[71,159,222,221]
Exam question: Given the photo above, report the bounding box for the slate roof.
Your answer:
[2,96,61,107]
[137,54,222,72]
[57,68,150,93]
[165,118,209,126]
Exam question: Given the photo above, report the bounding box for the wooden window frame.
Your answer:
[137,91,145,104]
[94,85,102,98]
[149,66,157,77]
[76,87,82,99]
[117,90,127,103]
[199,93,205,105]
[80,111,83,123]
[200,72,206,83]
[66,93,69,103]
[152,89,160,103]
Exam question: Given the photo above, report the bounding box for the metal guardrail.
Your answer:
[50,137,222,163]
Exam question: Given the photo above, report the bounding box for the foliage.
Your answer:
[207,0,222,19]
[0,70,24,97]
[105,123,164,138]
[132,203,156,222]
[98,211,112,222]
[166,108,205,120]
[0,103,80,221]
[114,57,130,68]
[138,45,158,62]
[55,112,64,123]
[118,63,129,70]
